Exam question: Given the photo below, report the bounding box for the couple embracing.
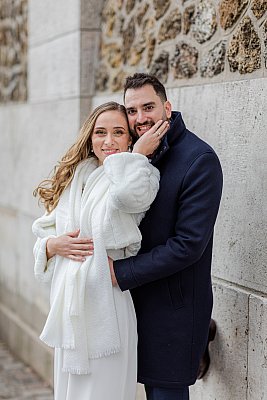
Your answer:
[33,73,223,400]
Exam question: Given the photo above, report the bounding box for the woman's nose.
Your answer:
[104,133,114,146]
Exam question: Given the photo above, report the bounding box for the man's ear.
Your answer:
[164,100,172,119]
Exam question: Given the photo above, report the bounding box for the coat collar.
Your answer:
[151,111,186,165]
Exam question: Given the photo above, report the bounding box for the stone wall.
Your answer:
[0,1,266,399]
[92,1,267,399]
[0,0,103,386]
[0,0,28,102]
[97,0,267,92]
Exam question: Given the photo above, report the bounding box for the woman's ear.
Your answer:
[164,101,172,119]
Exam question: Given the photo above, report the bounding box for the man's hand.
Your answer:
[108,257,118,286]
[46,229,94,262]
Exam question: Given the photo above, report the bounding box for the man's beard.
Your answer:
[132,111,169,138]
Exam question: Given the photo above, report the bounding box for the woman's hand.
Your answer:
[132,120,169,156]
[46,229,94,262]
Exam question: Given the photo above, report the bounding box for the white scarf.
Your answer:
[32,153,160,374]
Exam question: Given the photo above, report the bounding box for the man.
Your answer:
[109,73,223,400]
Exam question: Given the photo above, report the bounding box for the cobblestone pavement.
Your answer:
[0,341,53,400]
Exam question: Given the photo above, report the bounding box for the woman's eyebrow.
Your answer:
[94,126,126,130]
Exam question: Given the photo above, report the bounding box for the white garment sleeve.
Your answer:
[32,210,57,283]
[33,236,56,283]
[103,152,160,214]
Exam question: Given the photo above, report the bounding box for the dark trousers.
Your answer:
[145,385,189,400]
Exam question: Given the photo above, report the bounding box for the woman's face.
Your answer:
[91,110,132,165]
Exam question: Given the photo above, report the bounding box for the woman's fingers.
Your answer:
[68,255,87,262]
[153,120,169,137]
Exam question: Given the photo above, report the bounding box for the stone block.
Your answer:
[247,294,267,400]
[150,51,169,83]
[80,31,100,97]
[80,0,105,30]
[29,0,79,46]
[227,16,261,74]
[170,42,198,79]
[191,0,217,43]
[28,32,80,102]
[175,78,267,294]
[219,0,249,30]
[0,301,53,386]
[0,99,80,216]
[190,282,248,400]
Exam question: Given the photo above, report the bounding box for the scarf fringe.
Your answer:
[62,367,91,375]
[88,346,121,359]
[39,336,75,350]
[40,335,120,360]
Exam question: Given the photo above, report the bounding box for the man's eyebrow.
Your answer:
[126,102,156,110]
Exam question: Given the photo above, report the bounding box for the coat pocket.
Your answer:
[167,273,184,310]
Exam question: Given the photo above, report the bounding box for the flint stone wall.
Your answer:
[0,0,28,102]
[97,0,267,92]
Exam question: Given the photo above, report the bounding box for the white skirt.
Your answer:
[53,287,137,400]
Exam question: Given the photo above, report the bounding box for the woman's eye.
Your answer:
[95,130,106,136]
[113,130,124,136]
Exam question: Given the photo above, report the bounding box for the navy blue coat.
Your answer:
[114,112,223,388]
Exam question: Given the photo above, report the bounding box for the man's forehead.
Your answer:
[124,85,159,107]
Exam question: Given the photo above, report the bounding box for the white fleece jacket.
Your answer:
[32,152,159,374]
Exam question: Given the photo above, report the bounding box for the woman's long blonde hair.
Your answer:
[33,102,130,213]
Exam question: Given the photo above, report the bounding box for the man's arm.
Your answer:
[113,152,223,291]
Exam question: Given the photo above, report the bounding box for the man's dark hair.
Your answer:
[124,73,167,103]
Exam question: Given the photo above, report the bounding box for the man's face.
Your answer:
[124,84,172,137]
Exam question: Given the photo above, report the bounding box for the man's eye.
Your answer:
[144,105,153,111]
[127,109,136,115]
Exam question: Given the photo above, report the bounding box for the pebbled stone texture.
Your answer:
[122,17,135,63]
[95,63,109,91]
[146,35,156,67]
[227,16,261,74]
[150,51,169,83]
[153,0,171,20]
[126,0,136,14]
[111,69,127,92]
[263,20,267,68]
[183,5,195,34]
[219,0,249,30]
[171,42,198,78]
[192,0,217,44]
[200,41,226,77]
[136,3,149,25]
[251,0,267,19]
[0,0,28,102]
[158,8,182,43]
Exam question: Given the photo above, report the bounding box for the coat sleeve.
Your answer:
[103,152,160,214]
[113,151,223,290]
[32,210,57,283]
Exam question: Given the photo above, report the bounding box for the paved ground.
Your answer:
[0,341,53,400]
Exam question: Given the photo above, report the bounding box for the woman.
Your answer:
[32,102,168,400]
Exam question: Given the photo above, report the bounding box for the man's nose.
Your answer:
[136,110,146,124]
